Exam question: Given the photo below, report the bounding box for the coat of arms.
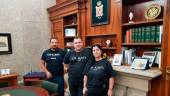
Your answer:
[95,1,103,19]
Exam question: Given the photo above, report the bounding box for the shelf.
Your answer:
[122,43,161,46]
[65,46,73,48]
[86,33,116,37]
[102,47,116,50]
[64,36,75,39]
[64,24,77,28]
[122,19,163,28]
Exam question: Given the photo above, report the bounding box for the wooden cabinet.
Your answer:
[47,0,85,49]
[121,0,164,66]
[63,14,77,48]
[86,34,117,56]
[120,0,170,96]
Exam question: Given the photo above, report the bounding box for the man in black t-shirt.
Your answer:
[40,37,65,96]
[63,37,93,96]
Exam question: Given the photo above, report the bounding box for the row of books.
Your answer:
[124,25,163,43]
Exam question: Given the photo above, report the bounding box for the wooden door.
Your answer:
[52,20,64,48]
[163,0,170,95]
[150,0,170,96]
[160,0,170,95]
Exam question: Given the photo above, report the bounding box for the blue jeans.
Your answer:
[48,76,64,96]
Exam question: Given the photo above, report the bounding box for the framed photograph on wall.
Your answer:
[64,28,76,37]
[0,33,12,54]
[91,0,109,26]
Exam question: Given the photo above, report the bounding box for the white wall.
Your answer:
[0,0,56,79]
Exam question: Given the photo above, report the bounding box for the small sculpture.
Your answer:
[106,40,111,47]
[129,12,134,23]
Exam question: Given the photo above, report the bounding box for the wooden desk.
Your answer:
[0,73,18,86]
[23,72,46,86]
[0,86,49,96]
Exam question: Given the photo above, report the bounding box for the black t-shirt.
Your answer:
[84,58,116,89]
[41,48,65,76]
[63,48,93,79]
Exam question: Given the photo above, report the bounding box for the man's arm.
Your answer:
[83,75,88,95]
[63,63,69,73]
[40,60,52,79]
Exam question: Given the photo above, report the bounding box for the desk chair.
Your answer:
[41,80,59,96]
[30,80,59,96]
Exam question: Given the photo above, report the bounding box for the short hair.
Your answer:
[73,36,82,42]
[50,37,58,42]
[74,36,82,40]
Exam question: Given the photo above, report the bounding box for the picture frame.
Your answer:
[142,51,157,67]
[64,28,76,37]
[131,58,149,70]
[91,0,109,26]
[112,54,123,66]
[0,33,12,54]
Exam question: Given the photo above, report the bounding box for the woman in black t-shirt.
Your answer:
[83,44,115,96]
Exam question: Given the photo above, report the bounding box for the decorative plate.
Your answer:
[144,4,161,20]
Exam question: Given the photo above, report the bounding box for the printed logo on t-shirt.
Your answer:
[90,66,104,71]
[47,53,61,60]
[71,56,87,62]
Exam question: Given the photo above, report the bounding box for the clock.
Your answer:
[144,4,161,20]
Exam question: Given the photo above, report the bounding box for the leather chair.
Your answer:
[30,80,59,96]
[41,80,59,96]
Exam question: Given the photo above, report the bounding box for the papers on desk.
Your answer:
[1,94,11,96]
[0,69,10,75]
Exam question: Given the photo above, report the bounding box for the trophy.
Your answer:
[129,12,134,23]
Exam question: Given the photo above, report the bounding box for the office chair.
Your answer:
[30,80,59,96]
[41,80,59,96]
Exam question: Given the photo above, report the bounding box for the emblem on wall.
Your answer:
[91,0,109,26]
[95,1,103,19]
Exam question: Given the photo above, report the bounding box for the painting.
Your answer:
[91,0,109,26]
[0,33,12,54]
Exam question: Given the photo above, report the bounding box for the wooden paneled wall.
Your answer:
[83,0,121,53]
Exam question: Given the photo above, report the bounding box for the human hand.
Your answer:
[46,71,52,79]
[107,89,113,96]
[83,87,88,95]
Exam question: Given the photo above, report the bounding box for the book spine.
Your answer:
[141,27,145,42]
[150,26,156,42]
[145,26,151,42]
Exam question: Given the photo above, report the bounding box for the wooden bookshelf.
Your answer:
[122,19,163,28]
[86,33,116,37]
[64,24,77,28]
[102,47,116,50]
[122,43,161,46]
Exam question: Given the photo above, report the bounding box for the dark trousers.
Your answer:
[87,87,107,96]
[48,76,64,96]
[68,76,83,96]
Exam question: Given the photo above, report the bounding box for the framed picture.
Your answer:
[112,54,123,66]
[142,51,157,67]
[0,33,12,54]
[131,58,149,70]
[64,28,76,37]
[91,0,109,26]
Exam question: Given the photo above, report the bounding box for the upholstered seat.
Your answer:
[30,80,59,96]
[41,80,59,96]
